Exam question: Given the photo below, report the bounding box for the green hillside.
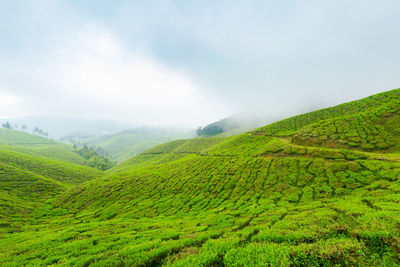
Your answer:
[0,128,86,165]
[0,148,102,185]
[1,88,400,266]
[0,128,56,146]
[254,88,400,137]
[0,128,116,170]
[0,147,102,234]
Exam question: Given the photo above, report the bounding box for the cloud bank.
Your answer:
[1,0,400,127]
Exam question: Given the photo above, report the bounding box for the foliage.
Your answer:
[33,126,48,137]
[196,117,240,136]
[2,121,12,129]
[76,145,116,171]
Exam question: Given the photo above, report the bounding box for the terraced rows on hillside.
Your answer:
[255,88,400,137]
[1,88,400,266]
[59,135,400,217]
[0,147,102,233]
[291,98,400,152]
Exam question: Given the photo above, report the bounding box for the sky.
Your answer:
[0,0,399,128]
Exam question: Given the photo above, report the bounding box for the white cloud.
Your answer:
[2,0,400,129]
[1,27,231,126]
[0,90,25,118]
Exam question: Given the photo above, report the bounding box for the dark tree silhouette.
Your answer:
[2,121,12,129]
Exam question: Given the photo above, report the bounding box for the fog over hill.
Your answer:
[0,117,130,139]
[1,1,400,127]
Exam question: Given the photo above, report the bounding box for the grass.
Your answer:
[1,88,400,266]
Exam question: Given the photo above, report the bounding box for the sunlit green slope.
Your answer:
[0,148,102,185]
[0,147,102,233]
[0,128,55,146]
[1,88,400,266]
[255,88,400,136]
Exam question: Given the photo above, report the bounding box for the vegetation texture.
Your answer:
[1,88,400,266]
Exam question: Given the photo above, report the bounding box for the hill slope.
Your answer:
[0,128,56,146]
[0,128,86,165]
[1,88,400,266]
[255,88,400,137]
[0,147,103,233]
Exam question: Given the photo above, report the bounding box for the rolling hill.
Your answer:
[0,128,116,171]
[65,127,194,163]
[0,148,102,234]
[1,88,400,266]
[0,128,87,165]
[0,130,103,233]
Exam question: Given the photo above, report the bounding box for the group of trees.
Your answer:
[2,121,27,130]
[33,127,48,137]
[2,120,114,170]
[2,121,48,137]
[196,118,240,137]
[196,124,224,137]
[76,144,115,171]
[2,121,12,129]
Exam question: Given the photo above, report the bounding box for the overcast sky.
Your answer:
[0,0,399,127]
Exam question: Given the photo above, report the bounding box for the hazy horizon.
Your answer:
[1,1,399,130]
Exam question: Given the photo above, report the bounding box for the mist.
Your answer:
[1,0,399,137]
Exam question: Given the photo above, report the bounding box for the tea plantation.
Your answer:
[1,89,400,266]
[0,128,87,165]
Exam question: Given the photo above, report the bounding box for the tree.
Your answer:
[2,121,12,129]
[75,144,115,171]
[196,123,224,136]
[196,118,239,137]
[33,126,49,137]
[196,127,203,136]
[21,125,27,131]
